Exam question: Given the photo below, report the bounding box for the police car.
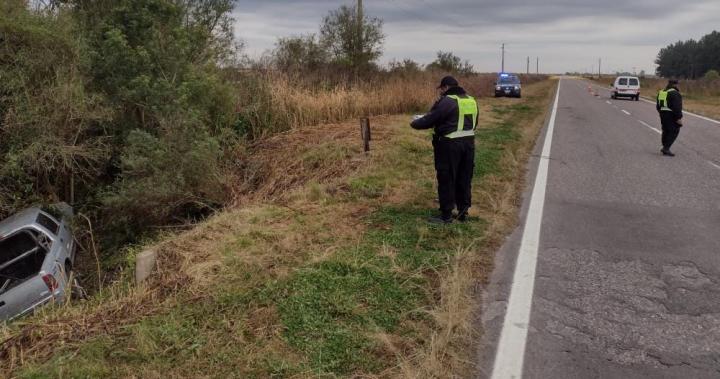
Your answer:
[494,73,522,98]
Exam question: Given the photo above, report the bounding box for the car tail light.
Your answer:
[42,274,58,291]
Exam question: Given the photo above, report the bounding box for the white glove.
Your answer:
[412,114,424,121]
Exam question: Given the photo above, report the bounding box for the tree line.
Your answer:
[656,30,720,79]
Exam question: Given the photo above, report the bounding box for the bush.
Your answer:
[102,116,229,240]
[0,6,111,218]
[704,69,720,81]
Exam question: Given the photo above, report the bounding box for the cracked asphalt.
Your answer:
[478,78,720,379]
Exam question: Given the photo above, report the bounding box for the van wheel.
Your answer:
[635,95,640,101]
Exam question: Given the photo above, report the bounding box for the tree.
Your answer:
[319,4,384,73]
[273,34,328,73]
[696,31,720,77]
[426,51,474,75]
[655,31,720,79]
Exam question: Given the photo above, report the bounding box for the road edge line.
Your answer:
[490,79,561,379]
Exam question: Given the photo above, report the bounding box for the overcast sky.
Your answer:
[233,0,719,74]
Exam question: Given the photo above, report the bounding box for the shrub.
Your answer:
[102,116,229,240]
[703,69,719,81]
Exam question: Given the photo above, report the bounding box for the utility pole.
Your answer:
[356,0,363,77]
[527,56,530,75]
[536,57,539,75]
[501,43,505,73]
[598,58,602,78]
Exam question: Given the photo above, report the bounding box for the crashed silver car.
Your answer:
[0,204,76,321]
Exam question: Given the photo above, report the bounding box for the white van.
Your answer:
[611,76,641,101]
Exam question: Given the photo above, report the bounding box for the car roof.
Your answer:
[0,208,46,237]
[617,76,640,79]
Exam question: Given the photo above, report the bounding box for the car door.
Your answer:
[628,77,640,93]
[618,77,629,93]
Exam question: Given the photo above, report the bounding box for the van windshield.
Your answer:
[629,78,639,86]
[619,78,628,85]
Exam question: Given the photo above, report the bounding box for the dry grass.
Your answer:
[232,116,394,204]
[237,71,548,138]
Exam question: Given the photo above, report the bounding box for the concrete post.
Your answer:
[135,249,157,285]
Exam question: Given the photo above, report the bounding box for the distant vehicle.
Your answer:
[495,73,522,98]
[0,204,77,321]
[611,76,641,101]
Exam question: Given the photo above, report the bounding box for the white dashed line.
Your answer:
[622,110,631,116]
[491,79,561,379]
[606,100,612,105]
[709,161,720,170]
[638,120,661,134]
[640,98,654,105]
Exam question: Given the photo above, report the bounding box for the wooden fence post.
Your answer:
[360,118,371,152]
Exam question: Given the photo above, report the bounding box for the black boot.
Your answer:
[428,214,453,224]
[661,148,675,157]
[455,210,469,222]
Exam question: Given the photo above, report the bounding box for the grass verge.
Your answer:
[2,80,557,378]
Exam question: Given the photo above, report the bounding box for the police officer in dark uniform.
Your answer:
[656,79,684,157]
[411,76,478,224]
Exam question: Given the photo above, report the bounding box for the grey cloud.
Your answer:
[233,0,720,73]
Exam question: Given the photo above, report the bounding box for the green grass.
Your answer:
[274,260,416,374]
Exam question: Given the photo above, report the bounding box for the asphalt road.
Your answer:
[478,78,720,379]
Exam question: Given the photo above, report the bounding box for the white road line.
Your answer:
[622,110,631,116]
[684,110,720,125]
[640,98,655,105]
[638,120,661,134]
[491,81,561,379]
[606,100,612,105]
[709,161,720,170]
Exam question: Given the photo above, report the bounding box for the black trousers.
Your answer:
[432,137,475,218]
[661,121,681,150]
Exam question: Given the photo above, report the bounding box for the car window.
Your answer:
[499,76,520,84]
[629,78,639,86]
[619,78,628,85]
[36,213,59,235]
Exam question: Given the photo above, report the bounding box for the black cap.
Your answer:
[668,79,679,85]
[438,75,459,89]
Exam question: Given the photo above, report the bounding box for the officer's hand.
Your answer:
[677,119,683,126]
